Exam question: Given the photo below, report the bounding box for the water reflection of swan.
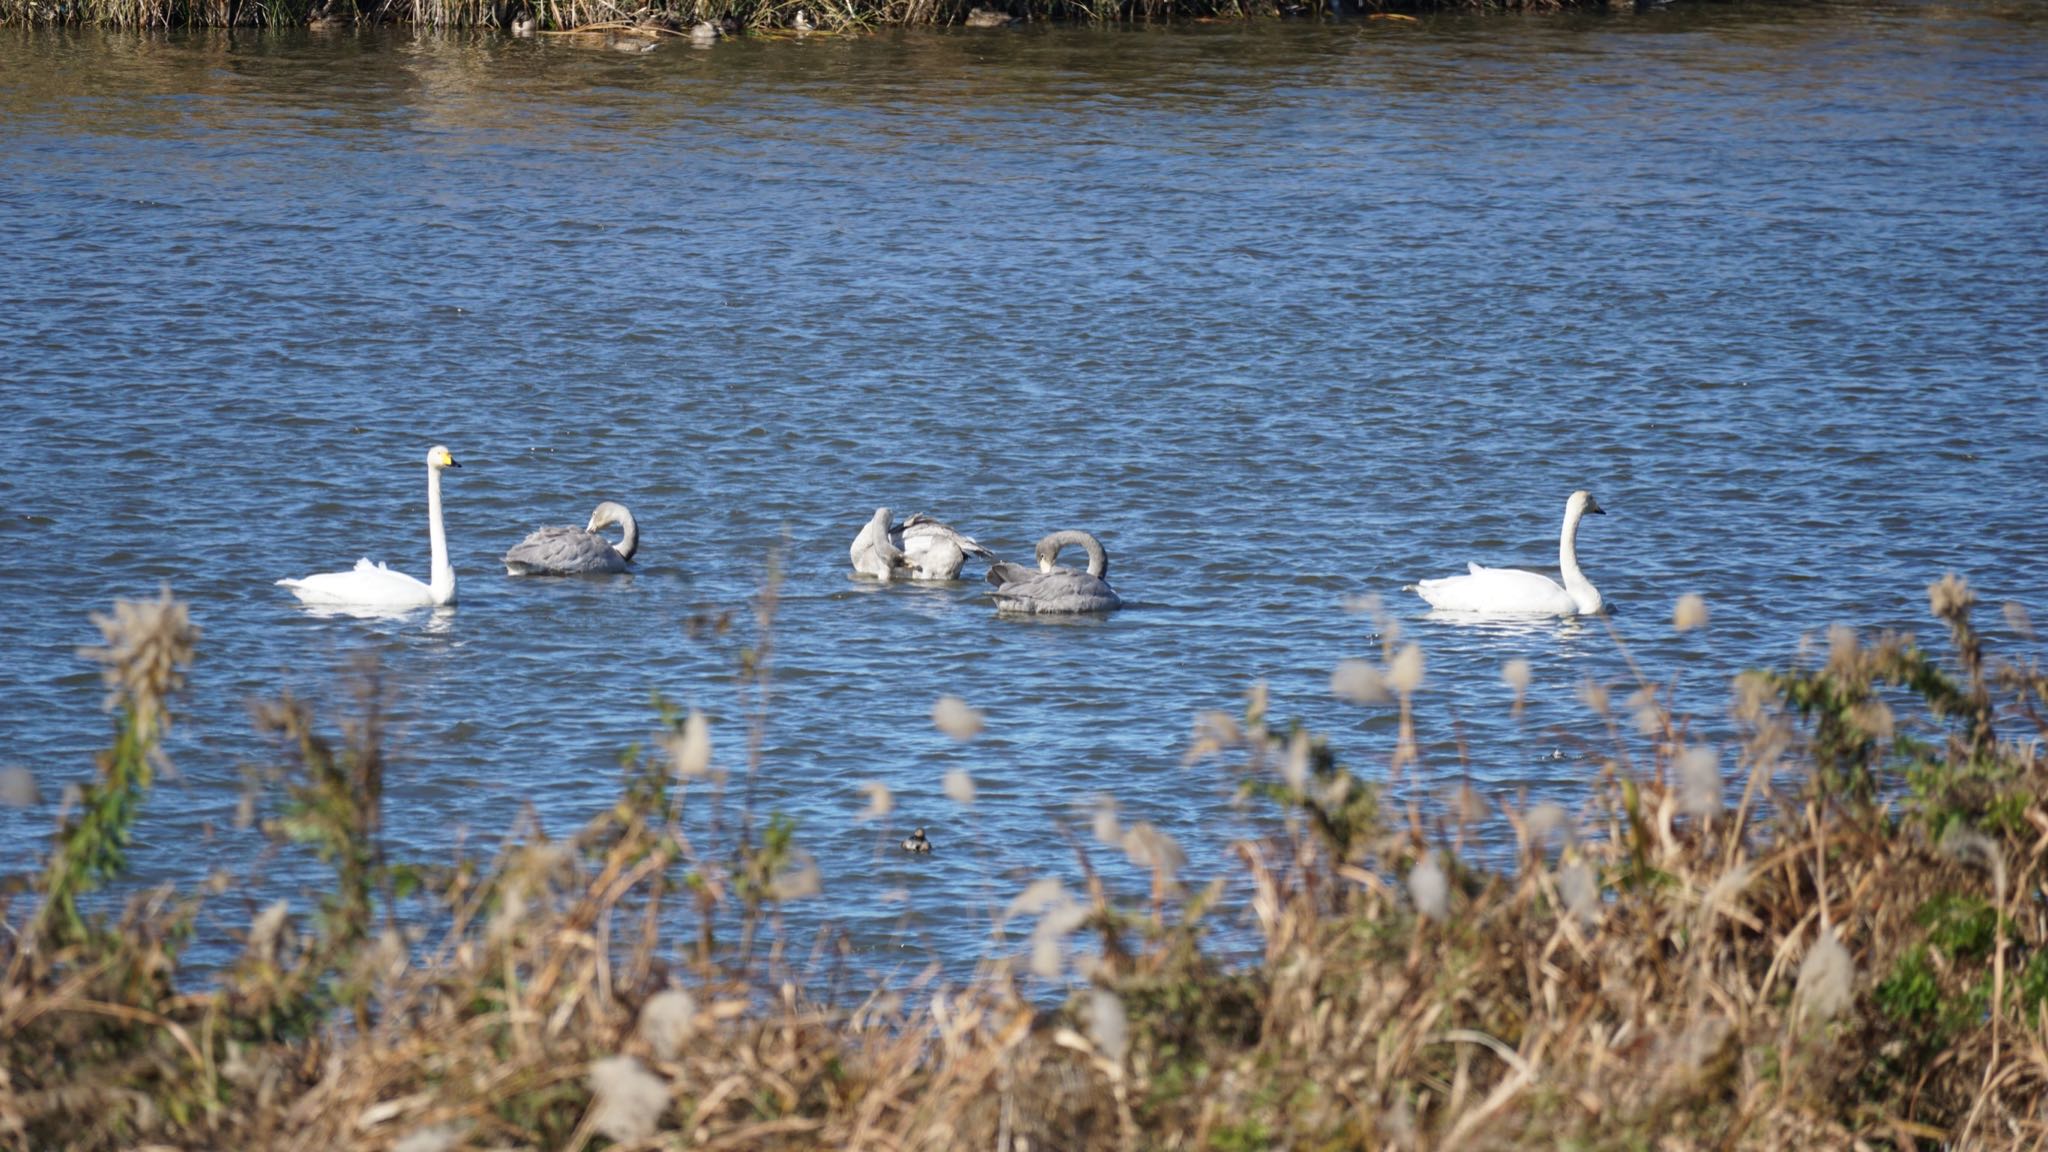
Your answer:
[504,502,638,575]
[278,446,460,610]
[850,508,995,581]
[1413,490,1606,616]
[988,530,1123,615]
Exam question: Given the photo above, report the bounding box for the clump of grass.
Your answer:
[3,576,2047,1149]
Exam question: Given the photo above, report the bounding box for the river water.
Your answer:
[1,2,2044,979]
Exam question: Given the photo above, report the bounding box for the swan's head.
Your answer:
[587,501,631,532]
[1569,489,1604,517]
[871,507,894,531]
[427,445,460,471]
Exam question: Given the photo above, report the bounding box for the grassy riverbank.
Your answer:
[4,577,2047,1150]
[0,0,1665,33]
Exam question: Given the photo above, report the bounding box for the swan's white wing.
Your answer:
[899,515,995,560]
[504,526,625,575]
[1414,564,1574,615]
[279,558,435,608]
[991,569,1122,615]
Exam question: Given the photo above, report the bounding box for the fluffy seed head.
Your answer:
[1673,593,1709,632]
[587,1056,669,1143]
[1577,679,1610,716]
[1122,822,1185,880]
[1281,730,1311,790]
[1387,643,1425,696]
[1523,802,1571,852]
[1558,859,1598,925]
[0,766,38,807]
[1086,990,1130,1064]
[1331,660,1389,704]
[637,989,698,1061]
[1794,929,1856,1024]
[244,900,292,967]
[1677,746,1722,819]
[1927,572,1974,619]
[943,767,976,806]
[932,695,985,741]
[1502,657,1532,716]
[857,780,894,820]
[670,709,712,779]
[1408,851,1448,922]
[1091,796,1121,846]
[393,1123,471,1152]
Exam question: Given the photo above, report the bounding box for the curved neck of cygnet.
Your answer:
[427,465,455,605]
[1558,503,1599,614]
[1042,530,1109,579]
[613,506,639,562]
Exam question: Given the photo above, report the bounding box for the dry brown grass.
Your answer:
[5,575,2048,1151]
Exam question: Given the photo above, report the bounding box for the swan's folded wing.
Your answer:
[506,526,618,574]
[280,558,433,606]
[1415,566,1571,614]
[991,570,1121,614]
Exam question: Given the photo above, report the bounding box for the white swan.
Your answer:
[987,529,1122,614]
[279,446,461,609]
[504,501,638,575]
[850,507,907,580]
[849,508,996,581]
[1413,490,1606,616]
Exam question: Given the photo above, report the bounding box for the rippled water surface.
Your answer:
[2,2,2044,975]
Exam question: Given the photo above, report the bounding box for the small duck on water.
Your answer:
[901,827,933,854]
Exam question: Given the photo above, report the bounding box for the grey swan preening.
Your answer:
[986,529,1123,615]
[1413,490,1606,616]
[504,501,639,576]
[850,507,996,581]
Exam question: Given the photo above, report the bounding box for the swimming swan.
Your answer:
[504,501,638,575]
[987,529,1123,614]
[278,446,461,609]
[1413,490,1606,616]
[850,508,996,581]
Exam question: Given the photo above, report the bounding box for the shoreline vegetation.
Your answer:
[5,576,2048,1150]
[0,0,1692,35]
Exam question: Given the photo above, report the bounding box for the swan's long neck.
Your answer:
[1043,530,1109,579]
[614,506,639,562]
[1558,503,1599,614]
[427,465,456,605]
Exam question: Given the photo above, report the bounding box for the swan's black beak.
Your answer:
[1587,498,1604,514]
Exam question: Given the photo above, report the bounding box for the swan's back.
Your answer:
[990,569,1122,615]
[278,558,435,608]
[891,514,993,580]
[1415,564,1575,615]
[504,526,627,576]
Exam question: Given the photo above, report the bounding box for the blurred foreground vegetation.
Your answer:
[4,575,2048,1150]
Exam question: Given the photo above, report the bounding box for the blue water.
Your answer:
[1,1,2044,977]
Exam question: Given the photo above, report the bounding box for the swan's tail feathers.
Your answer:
[987,561,1035,589]
[277,578,303,589]
[961,540,997,561]
[1466,562,1486,576]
